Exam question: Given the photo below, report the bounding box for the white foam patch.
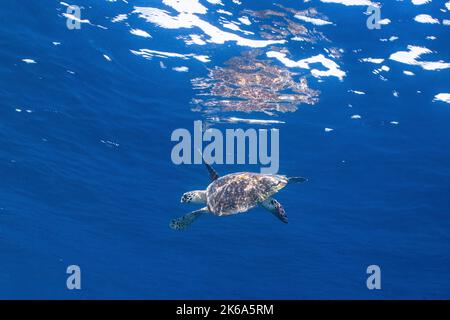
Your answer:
[434,93,450,103]
[361,58,385,64]
[238,16,251,25]
[209,117,285,125]
[380,36,399,42]
[371,63,390,77]
[403,70,415,76]
[130,29,152,38]
[266,51,346,80]
[349,90,366,95]
[294,14,332,26]
[320,0,377,6]
[414,14,440,24]
[351,114,362,119]
[133,6,285,48]
[112,14,128,23]
[130,49,210,63]
[221,22,239,31]
[185,34,207,45]
[192,55,210,62]
[221,21,254,35]
[22,59,36,64]
[291,36,308,42]
[206,0,224,5]
[163,0,207,14]
[172,66,189,72]
[411,0,431,5]
[389,45,450,70]
[100,139,119,148]
[62,13,91,25]
[443,20,450,25]
[103,54,112,61]
[131,49,188,59]
[446,2,450,10]
[217,9,232,16]
[324,128,334,132]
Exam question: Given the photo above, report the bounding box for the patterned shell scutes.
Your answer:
[206,173,288,216]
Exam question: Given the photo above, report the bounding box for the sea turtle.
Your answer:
[169,163,307,230]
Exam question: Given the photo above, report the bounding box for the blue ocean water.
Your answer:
[0,0,449,299]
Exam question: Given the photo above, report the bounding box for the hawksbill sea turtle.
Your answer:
[170,163,307,230]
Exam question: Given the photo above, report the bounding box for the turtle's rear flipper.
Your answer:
[261,198,288,224]
[288,176,308,184]
[170,207,209,230]
[205,162,220,181]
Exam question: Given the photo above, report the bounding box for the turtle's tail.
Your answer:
[287,176,308,184]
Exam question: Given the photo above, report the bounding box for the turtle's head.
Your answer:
[181,190,206,204]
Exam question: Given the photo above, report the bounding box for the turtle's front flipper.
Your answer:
[261,198,288,223]
[170,207,209,230]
